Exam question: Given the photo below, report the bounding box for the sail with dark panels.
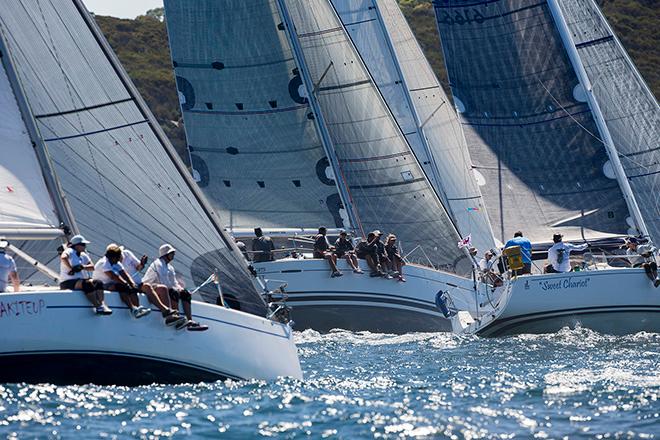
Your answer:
[163,0,345,231]
[0,0,267,315]
[555,0,660,243]
[433,0,632,245]
[331,0,496,253]
[281,0,467,270]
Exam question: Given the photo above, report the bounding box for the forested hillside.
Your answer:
[94,1,659,155]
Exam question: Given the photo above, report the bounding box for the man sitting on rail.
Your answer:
[143,244,208,331]
[59,235,112,315]
[0,239,20,293]
[625,237,660,287]
[314,227,342,278]
[334,230,362,274]
[93,244,151,319]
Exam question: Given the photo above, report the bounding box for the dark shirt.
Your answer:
[251,236,275,262]
[385,243,400,260]
[334,237,354,257]
[355,240,377,259]
[313,234,330,258]
[375,240,386,258]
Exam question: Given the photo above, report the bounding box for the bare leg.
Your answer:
[155,285,173,310]
[182,301,192,321]
[344,254,357,270]
[141,283,170,312]
[74,280,101,307]
[325,253,339,272]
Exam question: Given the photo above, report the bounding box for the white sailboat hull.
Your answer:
[253,259,477,333]
[475,268,660,336]
[0,290,302,384]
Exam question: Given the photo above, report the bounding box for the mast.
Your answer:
[547,0,649,238]
[0,26,76,239]
[274,0,362,235]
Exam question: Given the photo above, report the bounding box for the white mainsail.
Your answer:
[0,57,60,237]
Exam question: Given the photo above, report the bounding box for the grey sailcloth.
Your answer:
[282,0,466,270]
[163,0,345,231]
[433,0,631,245]
[0,0,267,315]
[332,0,496,253]
[555,0,660,243]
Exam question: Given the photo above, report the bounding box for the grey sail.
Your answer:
[163,0,345,231]
[0,0,267,315]
[332,0,496,253]
[281,0,466,270]
[433,0,632,245]
[555,0,660,243]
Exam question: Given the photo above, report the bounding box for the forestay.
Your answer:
[433,0,631,245]
[0,0,267,315]
[282,0,466,270]
[332,0,495,252]
[0,56,60,236]
[556,0,660,244]
[164,0,344,231]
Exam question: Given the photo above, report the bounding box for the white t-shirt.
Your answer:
[0,252,17,292]
[142,257,181,289]
[548,242,588,272]
[59,248,92,281]
[121,249,142,283]
[92,257,126,284]
[479,257,495,272]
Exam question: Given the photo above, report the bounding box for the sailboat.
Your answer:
[0,0,301,384]
[163,0,504,333]
[432,0,660,336]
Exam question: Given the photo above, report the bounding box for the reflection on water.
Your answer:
[1,328,658,438]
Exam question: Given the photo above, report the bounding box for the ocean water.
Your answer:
[1,328,658,439]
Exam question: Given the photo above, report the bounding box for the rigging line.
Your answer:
[35,0,120,242]
[537,79,604,144]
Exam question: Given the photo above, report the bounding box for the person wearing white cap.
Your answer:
[119,245,187,326]
[59,235,112,315]
[142,244,208,331]
[0,239,20,293]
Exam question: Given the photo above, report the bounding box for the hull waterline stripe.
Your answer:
[285,290,439,309]
[481,305,660,336]
[0,349,243,380]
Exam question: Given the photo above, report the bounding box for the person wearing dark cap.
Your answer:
[252,227,275,263]
[546,234,587,273]
[355,232,382,276]
[625,237,660,287]
[314,227,342,277]
[504,231,532,275]
[334,230,363,274]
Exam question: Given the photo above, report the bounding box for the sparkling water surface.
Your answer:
[1,328,658,438]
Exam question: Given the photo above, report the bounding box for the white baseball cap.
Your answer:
[0,238,8,250]
[159,243,176,257]
[70,235,90,246]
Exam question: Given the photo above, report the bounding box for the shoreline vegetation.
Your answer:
[93,1,659,160]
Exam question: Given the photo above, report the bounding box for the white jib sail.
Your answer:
[0,60,60,236]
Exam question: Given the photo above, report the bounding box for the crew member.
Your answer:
[546,234,588,273]
[0,239,19,292]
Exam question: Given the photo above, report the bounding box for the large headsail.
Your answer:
[554,0,660,243]
[0,51,61,238]
[0,0,267,315]
[433,0,632,245]
[163,0,345,231]
[280,0,466,270]
[332,0,496,252]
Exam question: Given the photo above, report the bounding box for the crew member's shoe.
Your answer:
[187,321,209,332]
[175,319,190,330]
[353,268,364,274]
[654,278,660,288]
[95,305,113,315]
[132,306,151,319]
[331,271,343,278]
